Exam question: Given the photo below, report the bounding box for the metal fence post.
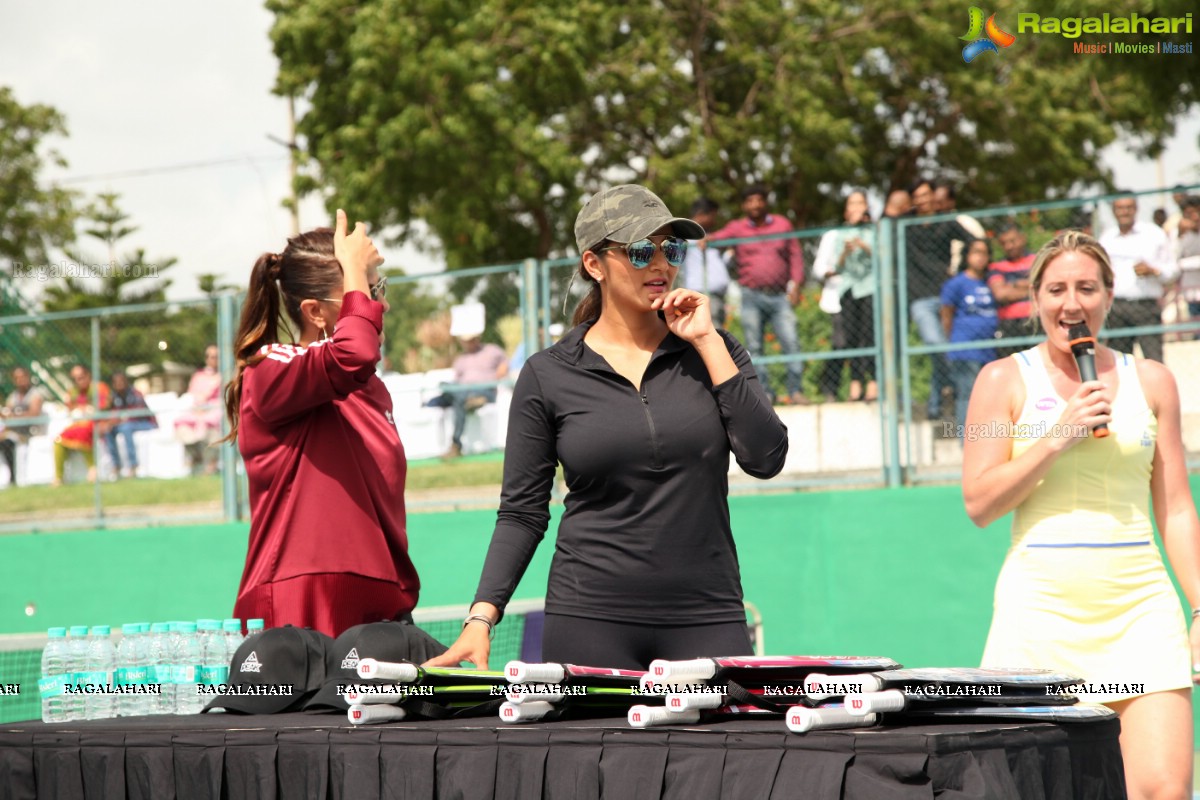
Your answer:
[217,293,240,521]
[876,217,902,488]
[522,259,539,365]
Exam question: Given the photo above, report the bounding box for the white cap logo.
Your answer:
[240,651,263,673]
[341,648,360,670]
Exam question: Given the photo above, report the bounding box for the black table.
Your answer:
[0,712,1125,800]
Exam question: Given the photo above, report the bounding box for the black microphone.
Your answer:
[1067,323,1109,438]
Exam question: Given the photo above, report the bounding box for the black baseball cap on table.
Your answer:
[305,620,449,711]
[202,625,332,714]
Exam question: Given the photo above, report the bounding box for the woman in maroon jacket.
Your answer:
[224,210,419,638]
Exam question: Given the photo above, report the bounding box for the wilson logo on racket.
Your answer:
[352,710,362,720]
[850,697,863,710]
[359,662,373,676]
[502,707,515,718]
[669,698,682,709]
[507,667,519,678]
[631,711,643,722]
[653,666,665,676]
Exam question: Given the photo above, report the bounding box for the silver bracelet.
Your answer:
[463,614,496,640]
[1191,608,1200,619]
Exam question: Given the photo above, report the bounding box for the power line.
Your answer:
[54,153,289,185]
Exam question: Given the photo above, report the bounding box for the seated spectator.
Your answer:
[1,367,46,486]
[940,239,998,438]
[174,344,223,475]
[427,333,509,459]
[53,365,111,486]
[105,372,157,479]
[987,223,1036,357]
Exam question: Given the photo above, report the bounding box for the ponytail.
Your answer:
[570,253,603,327]
[223,252,283,442]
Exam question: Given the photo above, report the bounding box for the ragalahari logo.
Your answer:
[960,7,1016,62]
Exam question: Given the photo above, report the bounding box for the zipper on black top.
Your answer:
[640,389,663,469]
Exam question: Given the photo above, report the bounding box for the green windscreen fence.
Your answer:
[3,481,1199,724]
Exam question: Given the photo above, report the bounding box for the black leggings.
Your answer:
[541,613,753,670]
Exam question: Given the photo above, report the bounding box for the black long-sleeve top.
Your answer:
[473,320,789,625]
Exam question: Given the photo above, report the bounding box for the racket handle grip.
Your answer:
[499,700,556,723]
[347,704,407,725]
[357,658,419,682]
[628,704,702,728]
[845,689,905,715]
[506,661,566,684]
[805,672,884,701]
[647,658,716,682]
[505,684,566,704]
[787,706,876,733]
[666,692,725,711]
[343,685,400,705]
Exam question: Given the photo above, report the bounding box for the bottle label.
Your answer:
[171,665,198,684]
[38,675,70,699]
[77,670,109,689]
[115,666,151,686]
[198,665,229,686]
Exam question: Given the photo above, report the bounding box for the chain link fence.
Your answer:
[2,185,1199,529]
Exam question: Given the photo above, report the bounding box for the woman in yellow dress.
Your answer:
[963,231,1200,800]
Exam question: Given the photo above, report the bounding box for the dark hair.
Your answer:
[742,183,769,201]
[571,243,606,327]
[690,197,719,216]
[934,180,957,200]
[223,228,343,441]
[997,221,1023,236]
[909,178,934,194]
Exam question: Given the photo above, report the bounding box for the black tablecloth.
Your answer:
[0,712,1125,800]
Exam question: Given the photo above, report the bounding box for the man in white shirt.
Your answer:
[1098,194,1177,362]
[680,198,731,327]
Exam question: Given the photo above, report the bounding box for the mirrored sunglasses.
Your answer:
[598,237,687,269]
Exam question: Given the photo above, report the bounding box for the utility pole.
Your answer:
[268,95,301,236]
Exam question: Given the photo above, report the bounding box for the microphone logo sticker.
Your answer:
[1035,397,1058,411]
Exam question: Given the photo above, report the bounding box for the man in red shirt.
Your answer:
[709,184,807,404]
[987,224,1036,356]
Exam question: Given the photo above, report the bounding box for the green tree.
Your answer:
[269,0,1198,262]
[42,192,181,377]
[0,87,78,277]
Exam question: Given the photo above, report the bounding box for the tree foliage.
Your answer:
[269,0,1198,267]
[41,193,191,376]
[0,87,78,274]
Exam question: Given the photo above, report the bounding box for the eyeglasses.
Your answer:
[321,275,388,304]
[597,237,687,269]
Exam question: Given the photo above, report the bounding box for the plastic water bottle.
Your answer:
[146,622,172,714]
[223,618,243,662]
[38,627,69,723]
[198,619,228,707]
[173,622,204,714]
[247,618,264,636]
[115,623,147,717]
[83,625,116,720]
[65,625,90,721]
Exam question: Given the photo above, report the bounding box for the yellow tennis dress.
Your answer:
[980,347,1191,702]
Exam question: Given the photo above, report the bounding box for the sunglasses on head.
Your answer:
[320,275,387,304]
[597,237,688,269]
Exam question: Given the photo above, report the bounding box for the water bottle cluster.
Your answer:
[39,618,264,722]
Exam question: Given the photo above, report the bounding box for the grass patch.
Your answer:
[0,456,507,515]
[0,475,224,514]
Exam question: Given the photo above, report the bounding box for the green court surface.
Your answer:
[3,480,1200,731]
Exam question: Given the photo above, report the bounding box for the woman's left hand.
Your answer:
[654,288,714,343]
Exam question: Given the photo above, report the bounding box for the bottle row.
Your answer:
[38,618,265,722]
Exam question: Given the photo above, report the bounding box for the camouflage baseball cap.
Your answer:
[575,185,705,253]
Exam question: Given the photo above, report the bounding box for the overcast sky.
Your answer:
[2,2,1197,302]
